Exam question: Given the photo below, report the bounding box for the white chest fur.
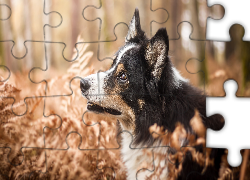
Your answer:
[121,133,169,180]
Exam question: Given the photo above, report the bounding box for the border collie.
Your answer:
[80,8,227,180]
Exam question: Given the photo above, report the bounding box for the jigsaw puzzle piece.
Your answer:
[207,0,250,41]
[186,43,227,96]
[0,41,50,115]
[179,147,230,180]
[44,111,102,150]
[169,22,206,91]
[207,79,250,167]
[89,0,168,61]
[134,151,156,180]
[157,109,205,178]
[45,131,106,179]
[42,64,117,150]
[0,0,61,60]
[148,106,226,179]
[31,41,112,98]
[0,147,47,179]
[95,152,125,180]
[43,0,101,61]
[44,111,123,179]
[97,1,217,62]
[0,77,38,141]
[45,150,99,179]
[95,133,125,179]
[46,0,167,62]
[44,96,120,151]
[96,22,128,61]
[185,149,250,180]
[0,77,64,166]
[83,0,168,41]
[155,0,224,40]
[29,42,77,96]
[42,77,86,116]
[0,98,63,159]
[186,24,250,96]
[110,131,156,180]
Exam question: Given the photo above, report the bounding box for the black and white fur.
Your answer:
[80,9,226,180]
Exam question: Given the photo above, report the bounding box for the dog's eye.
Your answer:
[119,73,128,82]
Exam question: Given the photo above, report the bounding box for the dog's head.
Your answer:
[80,8,188,132]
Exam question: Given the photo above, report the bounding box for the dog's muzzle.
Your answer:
[80,79,90,95]
[80,78,122,116]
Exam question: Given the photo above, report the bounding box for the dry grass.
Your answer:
[0,39,126,180]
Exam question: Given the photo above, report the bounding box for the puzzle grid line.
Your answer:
[0,1,223,178]
[0,0,249,179]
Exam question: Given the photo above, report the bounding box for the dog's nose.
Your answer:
[80,79,90,93]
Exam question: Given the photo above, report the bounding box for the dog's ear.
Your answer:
[145,28,169,80]
[125,8,145,42]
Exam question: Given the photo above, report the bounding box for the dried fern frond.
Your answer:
[148,109,235,180]
[67,37,94,76]
[0,37,126,180]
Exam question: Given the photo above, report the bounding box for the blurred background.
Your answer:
[0,0,250,179]
[0,0,250,96]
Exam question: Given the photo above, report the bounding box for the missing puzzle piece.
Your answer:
[161,0,224,40]
[186,24,250,97]
[207,79,250,167]
[83,0,168,41]
[207,0,250,41]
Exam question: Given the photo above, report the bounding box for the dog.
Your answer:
[80,8,228,180]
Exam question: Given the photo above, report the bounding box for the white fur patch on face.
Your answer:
[108,44,136,73]
[117,44,136,63]
[82,72,107,104]
[82,45,137,131]
[172,67,189,88]
[85,44,136,99]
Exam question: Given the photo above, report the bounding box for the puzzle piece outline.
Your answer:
[0,1,248,179]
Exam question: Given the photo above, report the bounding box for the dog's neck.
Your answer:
[118,83,205,147]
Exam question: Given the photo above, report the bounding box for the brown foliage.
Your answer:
[149,110,234,180]
[0,40,126,180]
